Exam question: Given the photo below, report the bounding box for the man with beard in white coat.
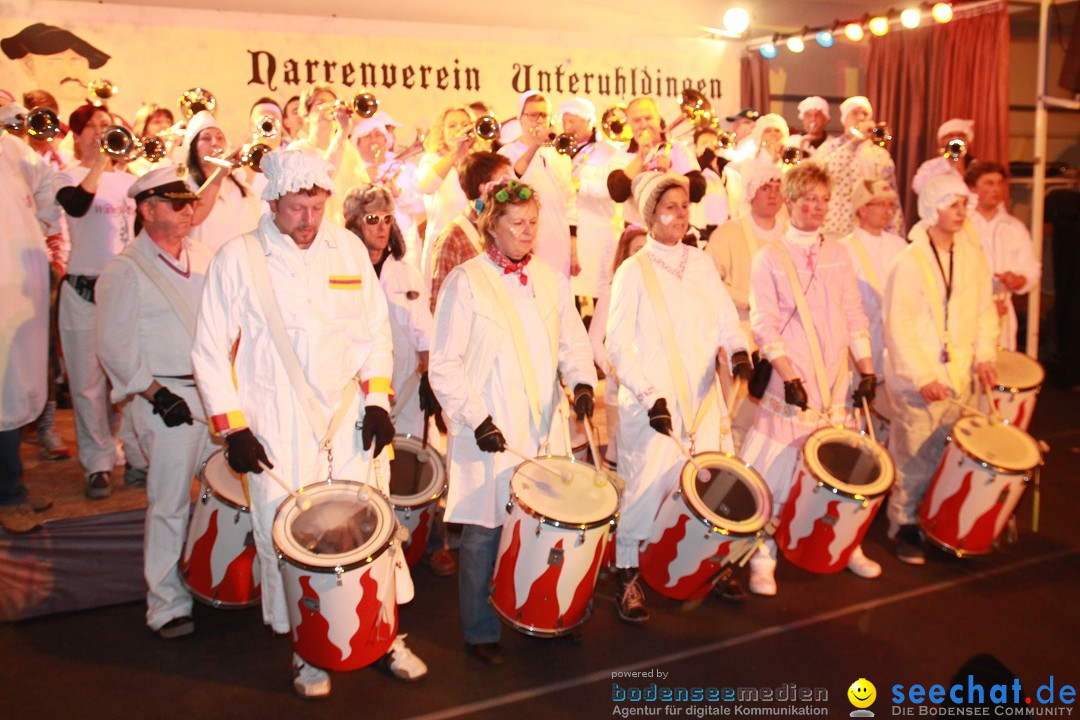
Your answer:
[429,178,597,667]
[605,171,751,622]
[883,174,999,565]
[0,131,59,534]
[95,165,214,639]
[192,149,426,698]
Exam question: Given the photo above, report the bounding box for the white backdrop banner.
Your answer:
[1,0,742,143]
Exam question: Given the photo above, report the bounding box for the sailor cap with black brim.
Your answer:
[127,164,199,203]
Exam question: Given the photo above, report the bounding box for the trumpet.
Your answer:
[252,113,282,140]
[944,138,967,163]
[453,115,501,145]
[99,125,138,158]
[600,105,632,145]
[204,144,271,173]
[139,135,169,164]
[781,146,804,166]
[1,107,61,140]
[179,88,217,120]
[853,121,893,148]
[552,132,578,157]
[330,92,380,119]
[87,79,117,108]
[714,130,736,152]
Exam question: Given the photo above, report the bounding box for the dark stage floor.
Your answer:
[3,385,1078,720]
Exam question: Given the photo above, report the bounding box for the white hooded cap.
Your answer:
[751,113,790,147]
[742,158,783,203]
[840,96,873,123]
[559,97,596,123]
[182,110,222,153]
[260,148,336,201]
[349,117,392,145]
[936,118,974,143]
[797,96,830,120]
[632,171,690,228]
[918,173,972,223]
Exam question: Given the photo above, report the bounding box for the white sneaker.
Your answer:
[748,561,777,596]
[378,634,428,681]
[846,546,882,579]
[292,653,331,698]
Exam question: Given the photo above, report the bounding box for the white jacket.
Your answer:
[571,138,621,298]
[969,205,1041,351]
[191,213,393,488]
[429,253,597,527]
[498,143,577,278]
[378,254,433,437]
[840,227,907,376]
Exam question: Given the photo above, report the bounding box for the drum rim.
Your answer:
[389,434,447,508]
[272,480,397,573]
[199,450,250,512]
[917,518,995,557]
[678,451,772,536]
[488,595,594,638]
[509,455,620,530]
[948,417,1043,475]
[802,427,895,500]
[994,350,1046,393]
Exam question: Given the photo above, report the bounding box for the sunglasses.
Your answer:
[157,197,196,212]
[364,214,394,226]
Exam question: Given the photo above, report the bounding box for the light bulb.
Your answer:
[932,2,953,22]
[816,30,834,47]
[869,16,890,36]
[723,7,751,35]
[845,22,865,41]
[787,35,806,53]
[759,43,777,59]
[901,8,922,28]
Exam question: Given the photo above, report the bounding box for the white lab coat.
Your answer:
[95,231,216,630]
[0,135,59,431]
[186,176,261,252]
[378,254,435,439]
[417,153,469,281]
[840,227,907,378]
[498,142,577,279]
[569,138,620,298]
[605,237,747,567]
[883,224,999,526]
[704,214,787,330]
[191,213,398,632]
[968,205,1042,351]
[429,253,597,529]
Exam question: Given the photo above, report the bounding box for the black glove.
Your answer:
[730,351,754,384]
[474,416,506,453]
[573,383,595,420]
[225,428,272,474]
[150,386,193,427]
[361,405,395,457]
[648,398,673,436]
[784,379,810,411]
[418,371,441,417]
[853,373,877,406]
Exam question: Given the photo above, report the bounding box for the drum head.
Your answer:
[272,481,395,571]
[803,428,895,499]
[388,435,445,507]
[680,452,772,536]
[510,455,619,528]
[995,349,1045,392]
[201,450,249,509]
[952,416,1042,474]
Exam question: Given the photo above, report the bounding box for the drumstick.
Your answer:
[666,431,710,482]
[946,397,989,419]
[860,396,877,445]
[582,414,603,472]
[980,379,1002,424]
[726,377,743,417]
[503,446,570,484]
[257,461,312,511]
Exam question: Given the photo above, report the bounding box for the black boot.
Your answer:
[615,568,650,623]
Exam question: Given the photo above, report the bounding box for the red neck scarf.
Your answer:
[486,244,532,285]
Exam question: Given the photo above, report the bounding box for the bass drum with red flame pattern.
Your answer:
[919,415,1041,557]
[181,450,261,608]
[990,349,1044,430]
[490,455,620,638]
[639,452,772,601]
[776,427,894,573]
[388,435,446,568]
[273,480,400,671]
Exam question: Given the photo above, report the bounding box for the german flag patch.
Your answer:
[329,275,363,289]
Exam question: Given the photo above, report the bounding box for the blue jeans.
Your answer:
[459,523,503,644]
[0,428,27,507]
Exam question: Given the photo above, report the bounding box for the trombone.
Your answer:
[204,144,271,173]
[87,79,117,107]
[179,88,217,119]
[944,138,967,163]
[600,105,632,146]
[668,88,714,136]
[1,107,61,140]
[330,92,379,119]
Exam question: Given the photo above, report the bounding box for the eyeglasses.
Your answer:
[522,112,549,121]
[156,197,196,212]
[364,214,394,226]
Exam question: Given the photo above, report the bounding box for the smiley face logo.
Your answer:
[848,678,877,709]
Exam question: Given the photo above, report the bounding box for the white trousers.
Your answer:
[130,383,216,630]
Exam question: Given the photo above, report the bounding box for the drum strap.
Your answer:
[910,246,963,393]
[466,259,546,439]
[243,233,356,451]
[845,232,882,296]
[739,215,759,259]
[117,244,196,337]
[637,255,716,441]
[771,241,840,412]
[390,371,421,422]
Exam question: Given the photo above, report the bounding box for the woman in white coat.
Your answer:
[605,171,751,623]
[429,178,597,666]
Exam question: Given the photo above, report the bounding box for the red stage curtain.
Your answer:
[866,1,1011,228]
[741,54,771,113]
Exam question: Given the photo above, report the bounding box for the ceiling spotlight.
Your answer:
[760,42,777,59]
[787,35,806,53]
[900,8,922,28]
[844,22,865,41]
[816,30,835,47]
[932,2,953,22]
[723,7,751,35]
[869,16,890,36]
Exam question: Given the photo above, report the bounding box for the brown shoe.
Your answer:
[427,548,457,576]
[26,495,53,513]
[0,505,43,534]
[85,472,112,500]
[466,642,505,666]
